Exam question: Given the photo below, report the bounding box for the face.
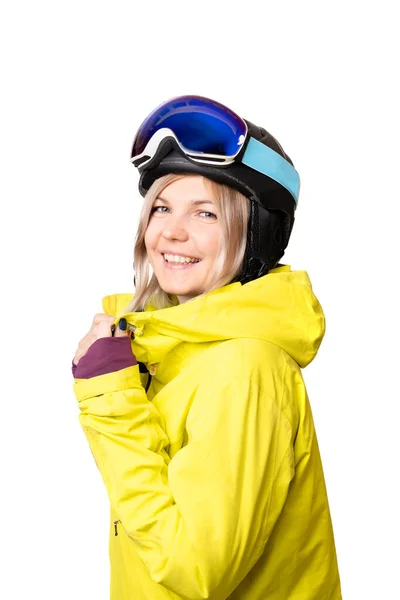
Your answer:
[144,175,221,303]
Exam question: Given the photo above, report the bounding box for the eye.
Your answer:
[198,211,217,220]
[151,205,169,215]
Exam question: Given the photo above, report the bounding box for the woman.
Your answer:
[72,95,342,599]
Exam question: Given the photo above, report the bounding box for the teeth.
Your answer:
[164,253,200,264]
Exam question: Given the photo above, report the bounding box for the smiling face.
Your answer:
[144,175,222,303]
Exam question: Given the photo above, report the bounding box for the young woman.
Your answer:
[72,95,342,599]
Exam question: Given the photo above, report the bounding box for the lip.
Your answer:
[162,261,200,270]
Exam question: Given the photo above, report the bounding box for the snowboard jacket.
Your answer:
[72,264,342,599]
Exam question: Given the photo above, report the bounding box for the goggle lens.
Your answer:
[131,95,247,159]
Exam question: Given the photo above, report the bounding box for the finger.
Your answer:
[74,314,118,366]
[96,317,115,339]
[73,348,84,365]
[74,331,97,364]
[92,312,109,323]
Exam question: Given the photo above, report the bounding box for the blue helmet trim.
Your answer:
[241,137,300,206]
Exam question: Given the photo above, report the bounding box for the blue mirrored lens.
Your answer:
[132,95,247,157]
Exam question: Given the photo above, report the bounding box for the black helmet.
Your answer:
[132,97,299,284]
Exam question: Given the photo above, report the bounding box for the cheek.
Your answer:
[144,223,157,253]
[205,228,222,261]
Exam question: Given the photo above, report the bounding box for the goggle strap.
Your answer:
[242,137,300,205]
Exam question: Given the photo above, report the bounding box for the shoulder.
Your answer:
[197,338,303,421]
[201,337,297,380]
[185,338,301,435]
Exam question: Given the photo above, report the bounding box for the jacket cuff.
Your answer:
[73,364,142,403]
[72,337,137,379]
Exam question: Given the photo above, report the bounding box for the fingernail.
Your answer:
[118,318,127,331]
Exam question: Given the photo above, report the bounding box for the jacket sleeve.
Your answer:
[74,338,296,600]
[72,337,136,379]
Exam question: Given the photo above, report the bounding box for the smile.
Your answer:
[163,253,201,264]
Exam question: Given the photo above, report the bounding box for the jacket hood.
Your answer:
[102,265,325,369]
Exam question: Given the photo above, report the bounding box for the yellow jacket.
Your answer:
[73,265,341,599]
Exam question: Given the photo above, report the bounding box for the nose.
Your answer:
[161,214,189,242]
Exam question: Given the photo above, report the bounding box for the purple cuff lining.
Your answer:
[72,337,137,379]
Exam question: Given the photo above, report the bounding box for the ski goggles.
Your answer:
[130,95,300,205]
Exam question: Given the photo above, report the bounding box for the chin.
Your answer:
[156,275,199,296]
[156,278,201,299]
[164,286,200,297]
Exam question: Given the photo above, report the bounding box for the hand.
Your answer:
[73,313,128,366]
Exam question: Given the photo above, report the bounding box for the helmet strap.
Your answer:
[237,198,290,285]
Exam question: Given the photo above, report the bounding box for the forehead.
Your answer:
[158,175,216,204]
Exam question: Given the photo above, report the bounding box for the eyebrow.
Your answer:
[156,197,215,206]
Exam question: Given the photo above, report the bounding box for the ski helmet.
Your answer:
[130,95,299,284]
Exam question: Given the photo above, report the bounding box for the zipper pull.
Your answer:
[114,520,121,536]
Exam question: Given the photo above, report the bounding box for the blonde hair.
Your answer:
[124,173,249,312]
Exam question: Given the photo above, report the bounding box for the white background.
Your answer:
[1,1,398,598]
